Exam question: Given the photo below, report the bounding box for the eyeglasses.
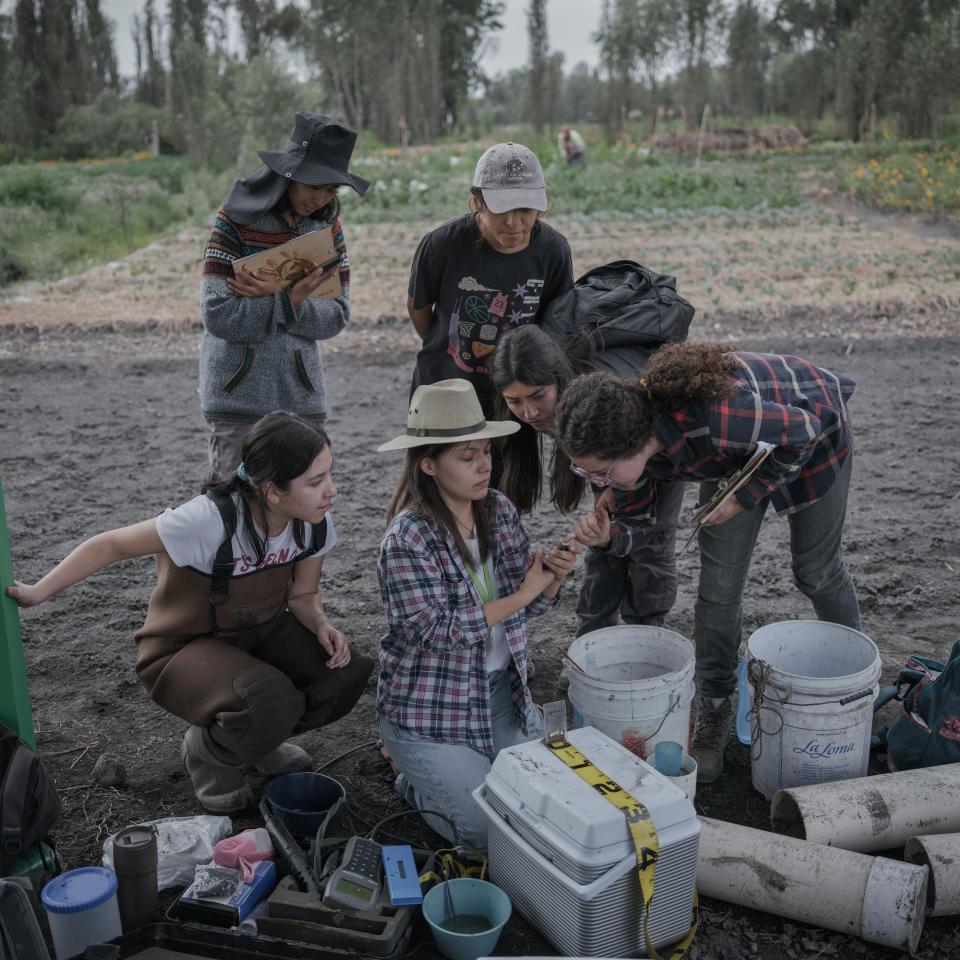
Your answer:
[569,459,617,487]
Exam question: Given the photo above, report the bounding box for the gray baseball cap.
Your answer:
[472,142,548,214]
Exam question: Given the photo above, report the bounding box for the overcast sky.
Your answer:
[102,0,601,79]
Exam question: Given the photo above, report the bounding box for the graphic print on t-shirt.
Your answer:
[448,274,546,373]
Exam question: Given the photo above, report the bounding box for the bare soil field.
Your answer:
[1,203,959,959]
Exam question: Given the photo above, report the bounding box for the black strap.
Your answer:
[203,491,328,634]
[1,740,34,856]
[205,491,238,635]
[309,516,328,554]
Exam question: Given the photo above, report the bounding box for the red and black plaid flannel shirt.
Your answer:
[609,352,855,557]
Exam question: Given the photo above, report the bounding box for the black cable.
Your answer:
[367,808,457,842]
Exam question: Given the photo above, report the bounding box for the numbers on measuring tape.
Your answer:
[546,737,697,959]
[624,803,652,824]
[638,846,659,870]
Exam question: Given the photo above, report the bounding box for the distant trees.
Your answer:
[527,0,548,132]
[0,0,957,161]
[0,0,119,152]
[275,0,504,146]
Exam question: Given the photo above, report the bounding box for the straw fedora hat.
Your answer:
[378,379,520,452]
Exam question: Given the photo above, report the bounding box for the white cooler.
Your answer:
[474,726,699,958]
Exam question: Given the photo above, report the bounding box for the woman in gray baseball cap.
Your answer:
[199,112,371,477]
[406,142,574,458]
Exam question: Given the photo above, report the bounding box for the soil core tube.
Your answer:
[770,762,960,853]
[697,816,928,953]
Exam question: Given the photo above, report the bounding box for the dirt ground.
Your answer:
[1,202,959,959]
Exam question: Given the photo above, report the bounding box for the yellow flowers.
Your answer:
[843,144,960,214]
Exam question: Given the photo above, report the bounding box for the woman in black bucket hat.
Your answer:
[200,112,371,476]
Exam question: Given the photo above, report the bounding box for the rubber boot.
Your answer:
[253,741,313,777]
[180,725,254,814]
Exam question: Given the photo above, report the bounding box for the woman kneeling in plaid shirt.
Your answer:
[376,378,579,849]
[556,343,860,786]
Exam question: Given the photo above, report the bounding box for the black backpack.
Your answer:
[0,723,60,876]
[540,259,695,377]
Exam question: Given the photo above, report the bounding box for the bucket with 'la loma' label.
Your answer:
[745,620,881,800]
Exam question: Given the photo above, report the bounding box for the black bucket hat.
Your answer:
[223,113,370,225]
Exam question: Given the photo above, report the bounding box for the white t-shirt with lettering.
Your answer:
[155,492,336,575]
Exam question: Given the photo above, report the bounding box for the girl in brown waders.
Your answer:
[7,412,374,813]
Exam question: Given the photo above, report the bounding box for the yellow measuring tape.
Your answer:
[546,738,698,960]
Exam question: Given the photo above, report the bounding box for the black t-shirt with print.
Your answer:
[408,212,574,413]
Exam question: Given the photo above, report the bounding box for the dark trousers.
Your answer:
[575,482,684,636]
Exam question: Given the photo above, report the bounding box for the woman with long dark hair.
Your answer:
[376,378,578,848]
[8,412,374,812]
[491,325,683,641]
[555,343,860,784]
[200,112,370,475]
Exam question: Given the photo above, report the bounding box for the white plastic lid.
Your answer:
[41,866,118,914]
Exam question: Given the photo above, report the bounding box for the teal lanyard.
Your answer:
[467,557,494,604]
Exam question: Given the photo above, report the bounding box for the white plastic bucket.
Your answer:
[566,625,695,762]
[746,620,881,800]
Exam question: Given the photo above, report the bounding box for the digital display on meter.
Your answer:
[322,836,383,911]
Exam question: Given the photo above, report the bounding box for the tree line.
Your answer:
[0,0,956,163]
[517,0,959,142]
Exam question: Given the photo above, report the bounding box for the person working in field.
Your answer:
[7,412,374,813]
[200,112,369,477]
[555,343,860,783]
[405,141,573,436]
[375,379,579,849]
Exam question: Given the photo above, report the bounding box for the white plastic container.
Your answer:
[566,625,695,761]
[475,726,700,958]
[667,753,698,800]
[41,866,122,960]
[746,620,881,800]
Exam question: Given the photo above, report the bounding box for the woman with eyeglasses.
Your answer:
[554,342,860,785]
[490,325,683,646]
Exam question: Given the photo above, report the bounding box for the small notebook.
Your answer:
[233,226,343,299]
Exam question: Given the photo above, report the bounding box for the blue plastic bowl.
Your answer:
[264,772,345,837]
[422,878,511,960]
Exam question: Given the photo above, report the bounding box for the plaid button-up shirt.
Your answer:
[609,352,855,557]
[377,490,557,754]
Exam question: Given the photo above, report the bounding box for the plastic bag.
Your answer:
[102,815,232,890]
[192,863,241,898]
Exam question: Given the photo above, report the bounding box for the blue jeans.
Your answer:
[377,670,543,851]
[694,450,860,699]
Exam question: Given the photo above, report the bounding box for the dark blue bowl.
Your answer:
[265,772,345,837]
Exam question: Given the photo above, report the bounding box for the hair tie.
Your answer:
[236,463,250,483]
[640,378,653,401]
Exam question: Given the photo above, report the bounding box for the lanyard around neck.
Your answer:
[466,555,494,604]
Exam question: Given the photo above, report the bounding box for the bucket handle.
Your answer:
[839,688,875,706]
[636,693,682,750]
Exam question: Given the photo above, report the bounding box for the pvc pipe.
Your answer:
[696,817,928,953]
[905,833,960,917]
[770,763,960,853]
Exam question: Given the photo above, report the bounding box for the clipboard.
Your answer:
[233,226,343,299]
[678,441,776,557]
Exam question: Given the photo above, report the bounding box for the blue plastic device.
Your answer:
[381,845,423,906]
